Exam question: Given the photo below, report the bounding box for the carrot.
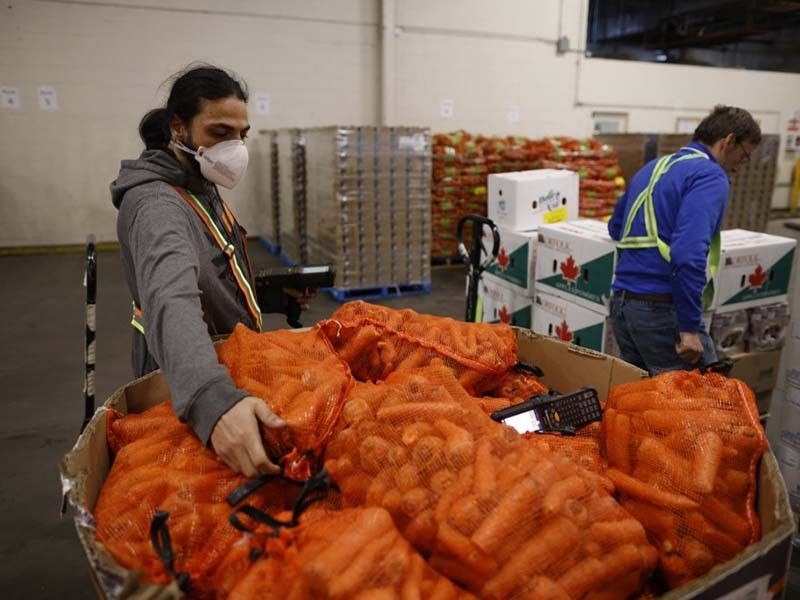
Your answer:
[620,499,678,542]
[660,553,693,587]
[305,508,394,580]
[448,494,484,535]
[428,555,486,592]
[381,541,411,581]
[471,476,545,555]
[589,519,648,547]
[341,399,373,425]
[587,495,624,522]
[583,571,641,600]
[338,326,382,363]
[339,473,372,505]
[377,340,397,366]
[685,512,743,559]
[326,529,399,597]
[473,439,496,496]
[353,589,397,600]
[636,437,695,492]
[693,432,724,494]
[401,422,436,447]
[434,419,476,468]
[682,538,714,576]
[641,409,736,433]
[382,489,404,516]
[395,347,432,371]
[429,575,460,600]
[457,369,487,393]
[403,508,437,550]
[722,468,750,498]
[395,463,422,492]
[400,553,425,600]
[411,435,446,470]
[699,496,754,545]
[429,468,457,495]
[542,475,589,515]
[556,556,605,599]
[378,403,465,424]
[605,410,632,472]
[514,577,571,600]
[366,473,391,505]
[435,466,473,523]
[478,397,512,414]
[481,516,580,600]
[360,435,395,475]
[401,487,434,518]
[436,522,497,578]
[730,425,765,453]
[606,469,699,510]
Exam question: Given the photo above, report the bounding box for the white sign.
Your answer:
[507,105,520,124]
[440,99,454,118]
[253,92,271,116]
[1,87,21,110]
[38,86,58,111]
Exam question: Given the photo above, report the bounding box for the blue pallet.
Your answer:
[324,282,432,302]
[278,250,297,267]
[256,236,281,255]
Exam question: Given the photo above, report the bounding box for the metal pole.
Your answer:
[81,235,97,432]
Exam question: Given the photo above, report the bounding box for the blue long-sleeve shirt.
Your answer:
[608,141,729,332]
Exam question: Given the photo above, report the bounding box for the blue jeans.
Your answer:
[610,294,716,375]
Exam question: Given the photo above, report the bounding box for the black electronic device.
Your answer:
[490,387,602,435]
[255,265,335,328]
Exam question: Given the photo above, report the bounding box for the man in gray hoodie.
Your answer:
[111,66,288,477]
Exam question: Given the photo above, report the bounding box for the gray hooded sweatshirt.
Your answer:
[111,149,256,444]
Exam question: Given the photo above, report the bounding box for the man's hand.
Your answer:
[282,287,318,312]
[676,331,704,365]
[210,396,285,477]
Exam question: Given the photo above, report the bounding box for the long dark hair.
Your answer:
[139,64,248,150]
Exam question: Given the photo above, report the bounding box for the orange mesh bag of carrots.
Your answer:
[95,401,324,596]
[325,365,658,599]
[526,422,607,477]
[603,370,767,589]
[216,324,355,480]
[229,506,474,600]
[319,300,518,394]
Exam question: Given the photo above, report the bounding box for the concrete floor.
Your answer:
[0,241,466,598]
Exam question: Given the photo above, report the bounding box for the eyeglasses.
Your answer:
[737,142,752,164]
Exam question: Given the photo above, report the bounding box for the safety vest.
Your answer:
[617,147,721,311]
[131,186,262,335]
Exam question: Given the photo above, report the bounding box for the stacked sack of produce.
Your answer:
[602,370,767,589]
[431,131,625,259]
[91,302,767,598]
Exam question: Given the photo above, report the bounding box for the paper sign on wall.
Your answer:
[440,99,454,118]
[507,105,520,124]
[254,92,271,116]
[38,86,58,111]
[1,87,21,110]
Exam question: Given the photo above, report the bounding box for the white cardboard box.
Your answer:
[535,219,617,315]
[714,229,796,313]
[532,289,613,353]
[478,272,533,328]
[483,225,537,296]
[487,169,579,231]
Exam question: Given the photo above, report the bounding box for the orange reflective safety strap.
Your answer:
[171,186,262,331]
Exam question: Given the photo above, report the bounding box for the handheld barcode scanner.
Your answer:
[491,387,603,436]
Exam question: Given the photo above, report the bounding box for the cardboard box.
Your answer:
[710,309,749,355]
[535,219,617,314]
[483,225,537,295]
[487,169,579,231]
[714,230,797,313]
[532,289,614,353]
[729,349,782,414]
[478,272,533,328]
[749,303,791,352]
[61,331,794,600]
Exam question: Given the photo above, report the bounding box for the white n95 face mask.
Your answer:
[173,139,249,189]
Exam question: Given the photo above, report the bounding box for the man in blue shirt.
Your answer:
[608,105,761,374]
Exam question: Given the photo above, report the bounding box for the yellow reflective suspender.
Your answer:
[617,147,721,310]
[130,186,263,335]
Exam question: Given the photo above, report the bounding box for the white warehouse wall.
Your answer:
[0,0,378,246]
[1,0,799,246]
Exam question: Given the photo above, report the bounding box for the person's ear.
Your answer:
[169,115,186,142]
[723,133,736,151]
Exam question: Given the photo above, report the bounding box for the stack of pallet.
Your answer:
[265,126,432,300]
[431,131,625,260]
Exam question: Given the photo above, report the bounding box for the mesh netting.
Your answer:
[602,370,767,588]
[526,422,608,480]
[325,365,658,599]
[228,507,474,599]
[215,324,355,480]
[318,301,518,394]
[95,401,321,597]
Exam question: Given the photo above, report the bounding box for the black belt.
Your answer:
[613,290,673,303]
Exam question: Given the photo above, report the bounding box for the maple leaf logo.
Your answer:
[497,247,510,270]
[748,265,767,290]
[560,255,580,283]
[555,320,573,342]
[498,305,511,324]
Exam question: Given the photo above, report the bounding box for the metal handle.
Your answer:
[457,215,500,323]
[82,235,97,433]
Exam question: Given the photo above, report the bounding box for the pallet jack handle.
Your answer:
[81,235,97,432]
[457,215,500,323]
